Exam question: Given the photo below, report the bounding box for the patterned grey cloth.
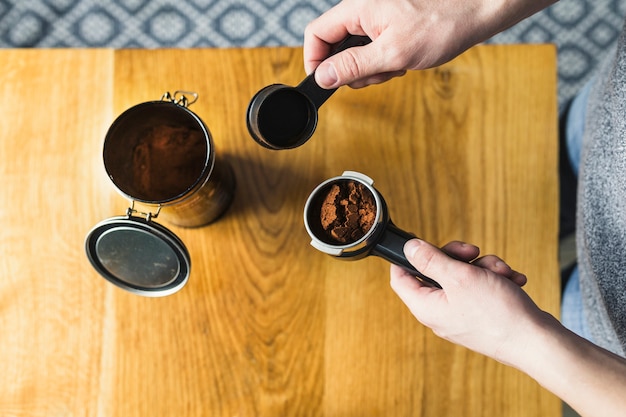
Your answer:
[1,0,625,104]
[0,0,339,47]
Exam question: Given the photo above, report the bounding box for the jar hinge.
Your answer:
[126,201,162,222]
[161,90,198,108]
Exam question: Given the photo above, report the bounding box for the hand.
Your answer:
[392,239,626,417]
[304,0,555,89]
[390,239,546,367]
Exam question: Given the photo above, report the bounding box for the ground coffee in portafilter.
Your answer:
[320,180,376,244]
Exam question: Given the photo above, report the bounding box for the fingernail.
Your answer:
[404,239,422,259]
[316,62,338,88]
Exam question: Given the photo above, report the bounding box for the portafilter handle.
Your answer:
[371,221,442,288]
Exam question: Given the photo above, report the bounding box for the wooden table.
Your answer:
[0,46,559,416]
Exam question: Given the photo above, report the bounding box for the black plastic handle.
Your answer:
[296,35,372,108]
[371,222,442,288]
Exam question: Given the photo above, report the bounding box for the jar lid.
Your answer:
[85,216,190,297]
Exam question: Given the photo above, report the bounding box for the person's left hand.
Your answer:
[390,239,546,368]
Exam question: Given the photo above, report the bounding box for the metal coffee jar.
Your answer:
[85,91,235,297]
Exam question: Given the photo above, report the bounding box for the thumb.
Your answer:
[314,43,385,89]
[404,239,471,289]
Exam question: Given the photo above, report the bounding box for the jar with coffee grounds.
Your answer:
[85,91,236,297]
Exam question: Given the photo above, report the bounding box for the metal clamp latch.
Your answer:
[126,200,162,222]
[161,90,198,108]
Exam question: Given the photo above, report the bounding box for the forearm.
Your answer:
[516,313,626,417]
[464,0,559,47]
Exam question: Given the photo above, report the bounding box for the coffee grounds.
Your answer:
[320,180,376,244]
[131,124,206,201]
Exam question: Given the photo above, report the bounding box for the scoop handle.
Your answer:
[296,35,372,109]
[371,222,442,288]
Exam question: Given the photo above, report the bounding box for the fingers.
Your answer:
[441,240,480,262]
[390,263,443,322]
[390,263,431,296]
[312,43,388,89]
[404,239,528,288]
[303,2,364,74]
[346,70,408,89]
[305,6,409,89]
[439,240,527,286]
[471,255,528,287]
[303,34,346,75]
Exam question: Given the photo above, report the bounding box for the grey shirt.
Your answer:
[578,20,626,357]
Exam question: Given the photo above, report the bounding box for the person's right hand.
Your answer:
[304,0,555,89]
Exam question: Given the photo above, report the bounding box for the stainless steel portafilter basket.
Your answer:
[304,171,441,288]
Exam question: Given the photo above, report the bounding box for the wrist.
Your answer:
[483,306,561,373]
[505,311,564,374]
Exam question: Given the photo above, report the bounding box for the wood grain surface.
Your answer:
[0,45,559,416]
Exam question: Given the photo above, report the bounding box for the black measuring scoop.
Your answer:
[246,35,371,150]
